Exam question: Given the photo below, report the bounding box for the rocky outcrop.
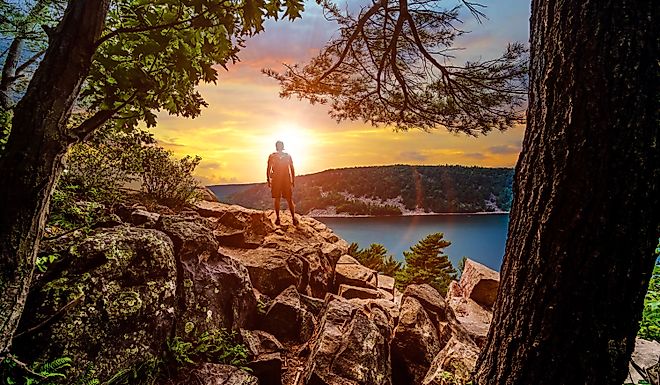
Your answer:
[303,295,393,385]
[28,200,616,385]
[156,214,258,333]
[196,202,347,299]
[17,227,177,382]
[164,363,259,385]
[241,329,285,385]
[456,259,500,308]
[422,336,480,385]
[446,260,499,347]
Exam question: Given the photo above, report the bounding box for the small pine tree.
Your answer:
[348,242,402,277]
[396,232,457,296]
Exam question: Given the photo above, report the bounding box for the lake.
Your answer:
[316,214,509,272]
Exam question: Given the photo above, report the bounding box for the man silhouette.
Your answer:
[267,140,298,226]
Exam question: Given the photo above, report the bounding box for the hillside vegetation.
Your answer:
[213,165,514,215]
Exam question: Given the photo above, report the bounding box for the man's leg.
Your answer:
[285,197,297,225]
[274,197,281,224]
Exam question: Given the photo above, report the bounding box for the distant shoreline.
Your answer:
[310,211,510,218]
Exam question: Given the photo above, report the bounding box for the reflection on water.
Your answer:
[316,214,509,272]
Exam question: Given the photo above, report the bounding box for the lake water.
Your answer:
[316,214,509,272]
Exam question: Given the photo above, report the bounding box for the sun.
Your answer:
[263,122,313,174]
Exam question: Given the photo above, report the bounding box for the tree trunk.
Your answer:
[0,0,109,355]
[473,1,659,384]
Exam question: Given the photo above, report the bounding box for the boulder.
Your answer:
[261,286,316,343]
[338,284,384,300]
[303,295,393,385]
[392,296,442,385]
[16,227,177,384]
[348,298,401,326]
[334,255,378,290]
[422,336,480,385]
[626,338,660,385]
[157,215,257,333]
[131,208,161,227]
[220,246,306,297]
[164,363,259,385]
[458,259,499,308]
[402,284,449,325]
[445,296,492,347]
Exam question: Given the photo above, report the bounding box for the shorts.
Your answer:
[271,177,292,199]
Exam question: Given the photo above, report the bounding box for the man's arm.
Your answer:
[266,155,272,186]
[289,155,295,187]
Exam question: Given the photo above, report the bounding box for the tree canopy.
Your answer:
[264,0,528,135]
[0,0,306,144]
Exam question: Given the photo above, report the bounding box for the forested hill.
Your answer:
[209,165,514,216]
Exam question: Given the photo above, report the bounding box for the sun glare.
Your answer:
[263,122,313,174]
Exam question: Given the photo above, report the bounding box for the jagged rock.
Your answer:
[392,297,442,385]
[157,215,257,333]
[131,209,161,227]
[197,202,344,298]
[164,363,259,385]
[445,296,491,347]
[334,255,378,290]
[220,246,306,298]
[241,329,285,355]
[402,284,449,325]
[338,284,384,300]
[446,281,462,299]
[197,186,220,202]
[17,227,177,384]
[458,259,500,308]
[303,295,393,385]
[261,286,316,343]
[421,336,480,385]
[446,264,498,347]
[626,338,660,385]
[378,274,395,295]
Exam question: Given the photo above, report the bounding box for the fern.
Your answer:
[73,363,99,385]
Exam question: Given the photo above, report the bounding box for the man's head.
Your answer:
[275,140,284,152]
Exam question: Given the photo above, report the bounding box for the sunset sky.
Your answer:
[152,0,530,184]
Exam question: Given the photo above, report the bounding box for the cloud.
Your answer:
[400,151,428,161]
[464,152,486,160]
[487,144,520,154]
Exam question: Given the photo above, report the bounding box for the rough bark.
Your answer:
[0,38,24,109]
[0,0,109,354]
[473,0,659,384]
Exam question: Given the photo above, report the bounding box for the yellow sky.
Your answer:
[151,2,529,184]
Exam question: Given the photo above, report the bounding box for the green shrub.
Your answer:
[638,239,660,342]
[138,146,201,208]
[395,232,457,296]
[348,243,402,276]
[1,356,73,385]
[167,329,249,369]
